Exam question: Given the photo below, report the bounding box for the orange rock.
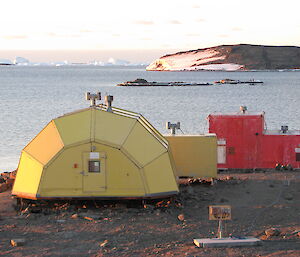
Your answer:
[177,214,185,222]
[265,228,281,237]
[9,171,17,179]
[260,235,268,240]
[11,238,26,247]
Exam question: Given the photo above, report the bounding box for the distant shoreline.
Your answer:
[0,64,299,72]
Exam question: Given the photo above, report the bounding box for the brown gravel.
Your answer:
[0,171,299,256]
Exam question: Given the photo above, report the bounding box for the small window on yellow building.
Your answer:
[89,160,100,173]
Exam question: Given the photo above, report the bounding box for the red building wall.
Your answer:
[260,134,300,168]
[208,113,300,169]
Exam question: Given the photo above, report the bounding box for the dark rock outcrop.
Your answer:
[220,44,300,70]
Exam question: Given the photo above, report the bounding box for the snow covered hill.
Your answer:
[146,44,300,71]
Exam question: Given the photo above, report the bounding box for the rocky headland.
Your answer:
[146,44,300,71]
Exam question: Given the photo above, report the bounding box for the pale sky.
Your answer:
[1,0,299,62]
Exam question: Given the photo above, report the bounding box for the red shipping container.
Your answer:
[208,111,300,170]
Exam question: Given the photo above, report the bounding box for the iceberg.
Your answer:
[0,59,13,65]
[14,57,29,65]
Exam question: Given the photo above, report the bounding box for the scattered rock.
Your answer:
[265,228,281,237]
[6,178,14,186]
[84,216,95,221]
[0,183,8,193]
[143,204,155,211]
[259,235,268,240]
[155,209,161,216]
[71,214,78,219]
[115,224,125,233]
[177,214,185,222]
[10,238,26,247]
[56,219,66,223]
[99,240,109,247]
[10,171,17,179]
[80,214,100,220]
[21,207,30,215]
[0,171,16,192]
[291,230,300,237]
[6,224,17,229]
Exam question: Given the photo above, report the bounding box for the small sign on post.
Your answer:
[194,205,261,247]
[209,205,231,238]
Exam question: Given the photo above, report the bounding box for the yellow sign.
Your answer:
[209,205,231,220]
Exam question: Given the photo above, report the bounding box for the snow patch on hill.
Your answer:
[146,48,244,71]
[189,63,244,71]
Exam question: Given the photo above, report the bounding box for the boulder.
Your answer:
[265,228,281,237]
[177,214,185,222]
[10,238,26,247]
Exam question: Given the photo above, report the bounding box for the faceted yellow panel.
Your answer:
[122,122,167,167]
[97,144,144,195]
[54,109,92,146]
[24,121,64,165]
[166,135,217,178]
[39,143,91,196]
[94,110,136,147]
[12,151,44,197]
[143,152,179,194]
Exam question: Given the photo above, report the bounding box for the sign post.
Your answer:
[194,205,261,248]
[209,205,231,238]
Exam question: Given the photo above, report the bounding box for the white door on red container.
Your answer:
[217,146,226,164]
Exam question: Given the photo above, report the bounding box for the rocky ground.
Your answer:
[0,171,299,257]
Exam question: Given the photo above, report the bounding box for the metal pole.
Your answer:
[218,220,223,239]
[171,127,176,135]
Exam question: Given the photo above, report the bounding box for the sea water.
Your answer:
[1,65,300,171]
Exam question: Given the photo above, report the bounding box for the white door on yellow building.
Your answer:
[82,152,106,192]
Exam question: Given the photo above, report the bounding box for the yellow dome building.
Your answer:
[12,94,179,200]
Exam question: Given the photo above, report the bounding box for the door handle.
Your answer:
[80,171,88,176]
